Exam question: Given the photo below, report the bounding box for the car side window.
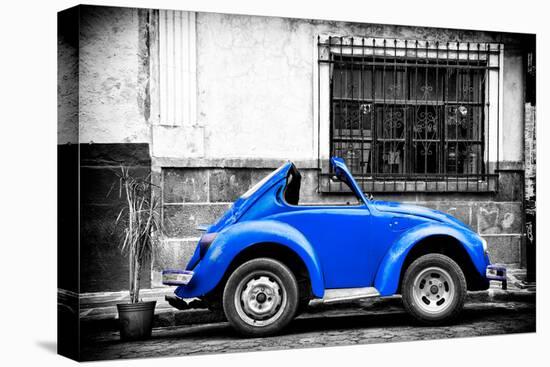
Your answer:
[284,170,301,205]
[284,169,362,207]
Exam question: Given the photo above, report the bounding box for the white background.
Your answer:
[0,0,546,365]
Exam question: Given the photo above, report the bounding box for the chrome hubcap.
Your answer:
[412,266,455,315]
[234,273,286,327]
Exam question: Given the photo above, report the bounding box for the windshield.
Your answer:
[240,164,287,199]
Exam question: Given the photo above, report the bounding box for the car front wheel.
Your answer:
[222,258,298,337]
[402,254,467,324]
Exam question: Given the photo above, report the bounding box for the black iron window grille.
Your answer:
[317,36,502,193]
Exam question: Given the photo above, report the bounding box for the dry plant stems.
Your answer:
[115,167,163,303]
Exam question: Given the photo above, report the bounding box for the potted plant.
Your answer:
[114,167,163,340]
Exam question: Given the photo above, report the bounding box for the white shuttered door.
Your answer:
[158,10,197,126]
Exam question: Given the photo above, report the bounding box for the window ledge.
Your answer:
[319,175,498,193]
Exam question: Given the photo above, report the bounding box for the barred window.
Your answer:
[317,37,502,193]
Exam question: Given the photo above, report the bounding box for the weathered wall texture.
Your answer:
[524,102,536,275]
[58,8,80,298]
[78,6,150,144]
[502,50,525,163]
[150,12,528,279]
[153,12,530,281]
[61,7,528,164]
[195,14,316,160]
[525,104,536,203]
[79,144,152,292]
[58,6,155,292]
[188,13,525,164]
[59,6,533,292]
[58,7,79,145]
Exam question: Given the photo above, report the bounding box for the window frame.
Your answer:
[314,36,503,193]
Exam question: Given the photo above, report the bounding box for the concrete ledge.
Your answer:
[495,161,524,172]
[153,157,320,169]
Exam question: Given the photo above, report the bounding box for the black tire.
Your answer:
[222,258,298,337]
[401,254,467,325]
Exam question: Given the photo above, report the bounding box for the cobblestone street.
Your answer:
[81,298,535,361]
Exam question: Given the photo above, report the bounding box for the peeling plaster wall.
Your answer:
[57,7,79,145]
[67,8,526,165]
[194,13,524,164]
[502,50,525,163]
[63,8,527,163]
[78,6,150,144]
[525,104,536,201]
[196,14,316,160]
[57,6,155,293]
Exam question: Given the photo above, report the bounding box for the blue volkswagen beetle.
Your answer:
[163,157,506,336]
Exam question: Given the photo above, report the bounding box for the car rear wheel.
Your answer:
[402,254,466,324]
[222,258,298,337]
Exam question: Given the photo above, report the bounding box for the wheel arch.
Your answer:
[175,220,325,300]
[374,224,488,296]
[216,242,315,301]
[395,234,482,293]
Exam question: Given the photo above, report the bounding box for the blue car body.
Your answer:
[171,157,491,300]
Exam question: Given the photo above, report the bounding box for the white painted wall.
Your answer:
[502,51,525,163]
[196,13,316,161]
[194,13,525,164]
[78,6,150,144]
[59,7,526,166]
[57,8,79,145]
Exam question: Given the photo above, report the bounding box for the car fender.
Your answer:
[373,222,487,296]
[175,220,325,299]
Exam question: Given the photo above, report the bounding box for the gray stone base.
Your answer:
[152,239,198,288]
[154,165,524,277]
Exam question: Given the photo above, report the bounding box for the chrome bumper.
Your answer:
[162,269,194,286]
[486,264,507,290]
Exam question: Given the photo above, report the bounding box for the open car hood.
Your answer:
[330,157,368,204]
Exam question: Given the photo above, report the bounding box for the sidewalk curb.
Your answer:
[468,289,535,303]
[81,308,224,336]
[79,289,534,336]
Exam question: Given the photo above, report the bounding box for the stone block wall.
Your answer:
[372,168,525,265]
[419,200,522,264]
[153,164,524,287]
[79,143,152,293]
[152,167,272,286]
[524,102,536,278]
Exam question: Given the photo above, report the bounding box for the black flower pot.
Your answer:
[116,301,156,341]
